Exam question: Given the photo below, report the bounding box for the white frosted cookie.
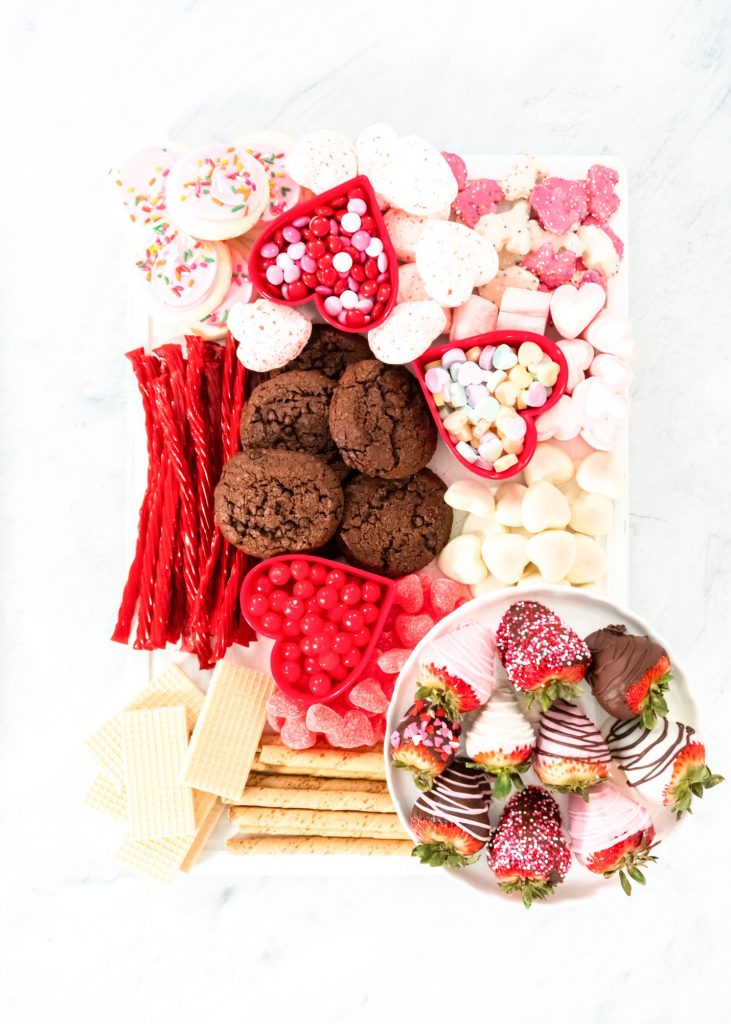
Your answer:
[192,239,256,340]
[107,144,183,234]
[135,224,232,323]
[235,131,302,224]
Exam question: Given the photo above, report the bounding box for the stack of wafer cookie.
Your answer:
[226,742,413,857]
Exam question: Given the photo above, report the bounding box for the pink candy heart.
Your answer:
[530,177,589,233]
[348,677,390,714]
[536,393,581,441]
[550,283,606,339]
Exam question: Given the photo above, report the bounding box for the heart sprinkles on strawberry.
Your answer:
[411,758,492,868]
[389,699,461,791]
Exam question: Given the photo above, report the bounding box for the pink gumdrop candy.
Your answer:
[279,717,318,749]
[394,574,424,613]
[327,709,375,748]
[377,648,412,675]
[395,613,436,648]
[428,577,470,616]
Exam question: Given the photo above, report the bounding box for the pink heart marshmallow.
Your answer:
[582,310,636,359]
[550,282,606,339]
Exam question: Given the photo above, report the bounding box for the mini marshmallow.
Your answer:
[557,338,594,394]
[535,394,581,442]
[589,353,634,393]
[462,512,508,539]
[523,443,574,486]
[550,283,606,339]
[576,451,624,499]
[475,199,531,255]
[577,224,621,277]
[444,479,495,516]
[528,220,584,257]
[416,221,498,306]
[582,310,636,359]
[368,300,447,363]
[521,481,571,533]
[570,492,614,536]
[230,299,311,372]
[450,294,498,341]
[437,533,488,585]
[479,265,539,305]
[566,534,607,585]
[481,533,530,585]
[287,130,357,193]
[501,156,547,201]
[526,530,577,584]
[496,286,551,334]
[494,482,527,527]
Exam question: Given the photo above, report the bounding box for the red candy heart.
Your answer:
[240,555,395,707]
[248,175,398,334]
[327,709,375,749]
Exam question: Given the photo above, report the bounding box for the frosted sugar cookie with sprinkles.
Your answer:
[135,222,232,322]
[193,239,255,340]
[107,144,182,233]
[236,131,302,224]
[165,143,269,240]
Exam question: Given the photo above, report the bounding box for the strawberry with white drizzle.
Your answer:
[415,621,496,719]
[465,684,536,798]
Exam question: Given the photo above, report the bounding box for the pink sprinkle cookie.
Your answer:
[135,224,232,322]
[287,129,357,194]
[368,300,447,364]
[415,220,498,307]
[107,144,181,233]
[550,282,606,339]
[454,178,504,228]
[586,164,620,221]
[194,240,255,340]
[530,176,589,233]
[236,131,301,222]
[521,244,577,288]
[442,151,468,190]
[229,298,312,372]
[450,294,498,341]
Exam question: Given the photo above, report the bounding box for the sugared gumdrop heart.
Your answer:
[428,577,470,616]
[395,613,435,647]
[348,677,390,714]
[377,648,412,675]
[327,709,375,748]
[305,703,344,735]
[280,717,317,750]
[395,574,424,613]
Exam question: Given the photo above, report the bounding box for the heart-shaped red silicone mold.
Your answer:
[240,555,396,707]
[413,330,568,481]
[247,175,398,333]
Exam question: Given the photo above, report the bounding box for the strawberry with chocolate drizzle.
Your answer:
[584,624,672,729]
[496,601,591,710]
[534,700,611,799]
[389,699,461,791]
[487,786,571,908]
[411,758,492,868]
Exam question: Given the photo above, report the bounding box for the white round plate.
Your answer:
[385,585,697,903]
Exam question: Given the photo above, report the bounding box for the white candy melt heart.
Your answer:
[475,199,531,255]
[470,576,511,597]
[481,534,529,585]
[368,300,446,363]
[494,483,527,527]
[535,394,581,442]
[462,512,508,539]
[437,534,488,585]
[230,299,311,372]
[416,221,498,307]
[550,283,606,339]
[566,534,607,584]
[576,451,624,498]
[359,124,458,216]
[589,353,634,393]
[557,338,595,394]
[526,531,577,584]
[582,310,636,359]
[570,492,614,535]
[521,481,571,533]
[444,479,495,516]
[287,130,357,193]
[577,224,621,277]
[523,443,574,486]
[450,294,498,341]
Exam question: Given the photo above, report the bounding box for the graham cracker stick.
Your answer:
[181,662,273,800]
[117,789,217,883]
[227,835,413,856]
[246,774,389,793]
[85,773,127,822]
[232,785,394,813]
[230,806,409,839]
[256,743,386,779]
[250,758,386,780]
[121,707,195,839]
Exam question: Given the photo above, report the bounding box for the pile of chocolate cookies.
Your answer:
[214,325,453,577]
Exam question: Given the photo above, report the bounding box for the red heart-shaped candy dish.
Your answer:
[240,555,396,706]
[247,175,398,333]
[412,330,568,481]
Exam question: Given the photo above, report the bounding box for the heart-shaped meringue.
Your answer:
[523,442,574,487]
[287,129,357,193]
[229,299,311,372]
[550,283,606,339]
[590,353,634,393]
[526,530,577,584]
[368,300,447,364]
[357,124,458,216]
[481,533,530,585]
[521,480,571,533]
[535,394,581,442]
[557,338,595,394]
[416,221,498,306]
[582,309,635,358]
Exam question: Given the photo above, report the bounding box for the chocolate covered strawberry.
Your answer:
[496,601,591,710]
[487,786,571,907]
[411,758,492,868]
[415,621,496,718]
[389,699,461,791]
[534,699,611,798]
[465,684,536,798]
[585,623,672,728]
[607,718,723,818]
[569,784,658,895]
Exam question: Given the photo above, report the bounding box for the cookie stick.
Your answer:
[233,785,394,813]
[244,775,389,793]
[256,743,386,777]
[229,806,409,839]
[227,836,413,856]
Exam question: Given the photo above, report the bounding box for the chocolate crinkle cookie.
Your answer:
[240,370,335,456]
[328,360,437,479]
[269,323,371,380]
[214,449,344,559]
[337,469,452,577]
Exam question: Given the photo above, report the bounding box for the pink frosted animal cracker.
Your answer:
[454,178,504,228]
[521,244,577,288]
[442,151,468,190]
[286,129,357,193]
[586,164,620,221]
[450,294,498,341]
[530,177,589,233]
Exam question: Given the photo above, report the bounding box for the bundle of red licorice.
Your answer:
[112,333,255,667]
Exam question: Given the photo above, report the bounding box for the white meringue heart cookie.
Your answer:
[397,264,452,330]
[580,419,626,453]
[229,299,311,371]
[550,283,606,339]
[570,492,614,535]
[590,353,634,393]
[358,124,458,216]
[355,123,399,196]
[521,481,571,533]
[481,533,529,585]
[494,483,527,528]
[535,395,581,442]
[384,209,430,262]
[582,310,636,359]
[444,479,495,516]
[368,300,447,364]
[523,442,574,487]
[576,224,621,277]
[572,377,629,433]
[287,129,357,194]
[415,221,498,307]
[566,534,607,584]
[462,511,508,539]
[575,451,624,498]
[526,530,577,584]
[557,339,595,394]
[437,533,488,585]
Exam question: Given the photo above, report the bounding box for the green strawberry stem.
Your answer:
[414,684,462,721]
[465,762,529,799]
[671,765,724,819]
[411,842,480,869]
[602,840,659,895]
[640,673,672,729]
[527,680,583,711]
[390,758,436,792]
[497,877,556,909]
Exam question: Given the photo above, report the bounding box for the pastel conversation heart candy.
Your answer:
[368,300,447,363]
[287,129,357,193]
[416,221,498,306]
[530,176,589,233]
[550,283,606,339]
[454,178,504,227]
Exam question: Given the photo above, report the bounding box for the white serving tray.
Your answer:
[122,154,630,877]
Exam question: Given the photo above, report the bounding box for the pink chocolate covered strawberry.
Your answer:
[534,699,611,798]
[411,758,492,868]
[487,786,571,908]
[415,621,496,718]
[465,684,536,798]
[496,601,591,710]
[389,699,461,791]
[569,783,658,895]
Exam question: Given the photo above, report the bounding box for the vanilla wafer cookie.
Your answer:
[121,707,195,839]
[85,773,127,822]
[181,662,273,801]
[179,798,223,873]
[229,806,409,839]
[255,744,386,779]
[117,789,217,883]
[86,664,203,783]
[233,784,394,813]
[227,835,413,856]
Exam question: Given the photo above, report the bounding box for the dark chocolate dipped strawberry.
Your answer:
[389,699,461,791]
[584,624,671,729]
[410,758,492,867]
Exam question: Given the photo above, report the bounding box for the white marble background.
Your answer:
[2,0,730,1021]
